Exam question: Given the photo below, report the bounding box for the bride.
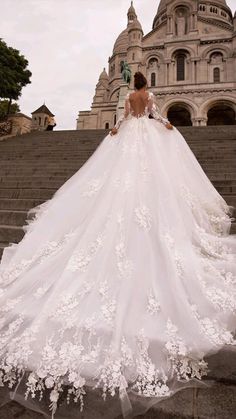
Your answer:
[0,71,235,418]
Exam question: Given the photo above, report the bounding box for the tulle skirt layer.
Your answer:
[0,117,235,417]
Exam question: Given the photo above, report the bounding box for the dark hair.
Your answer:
[134,72,147,90]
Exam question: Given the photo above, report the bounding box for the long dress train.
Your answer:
[0,92,235,418]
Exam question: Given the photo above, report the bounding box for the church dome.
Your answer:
[99,68,109,81]
[153,0,231,29]
[157,0,227,12]
[113,2,143,54]
[113,28,129,54]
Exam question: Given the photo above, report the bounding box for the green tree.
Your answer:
[0,99,20,120]
[0,39,32,114]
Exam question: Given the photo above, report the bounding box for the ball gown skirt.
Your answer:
[0,108,236,418]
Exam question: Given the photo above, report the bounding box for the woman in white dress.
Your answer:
[0,72,235,418]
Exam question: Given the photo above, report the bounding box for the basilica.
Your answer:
[77,0,236,129]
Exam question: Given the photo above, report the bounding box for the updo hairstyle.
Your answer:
[134,72,147,90]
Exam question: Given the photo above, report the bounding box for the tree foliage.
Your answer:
[0,39,32,101]
[0,99,20,120]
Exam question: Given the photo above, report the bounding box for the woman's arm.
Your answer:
[110,93,131,136]
[148,93,173,130]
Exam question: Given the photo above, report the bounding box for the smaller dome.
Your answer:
[128,18,143,32]
[99,68,109,80]
[113,28,128,54]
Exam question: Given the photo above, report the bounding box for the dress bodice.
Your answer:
[127,92,151,119]
[114,91,170,129]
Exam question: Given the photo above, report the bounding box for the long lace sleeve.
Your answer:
[147,92,170,126]
[115,93,131,129]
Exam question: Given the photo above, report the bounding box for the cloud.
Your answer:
[1,0,235,130]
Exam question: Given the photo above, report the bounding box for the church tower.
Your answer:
[31,104,54,131]
[92,68,109,105]
[127,2,143,82]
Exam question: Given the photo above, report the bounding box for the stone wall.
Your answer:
[7,113,32,136]
[0,120,12,137]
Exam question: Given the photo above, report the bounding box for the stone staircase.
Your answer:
[0,126,235,259]
[0,126,236,418]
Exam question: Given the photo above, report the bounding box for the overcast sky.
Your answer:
[1,0,236,130]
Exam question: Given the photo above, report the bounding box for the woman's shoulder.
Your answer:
[126,91,134,99]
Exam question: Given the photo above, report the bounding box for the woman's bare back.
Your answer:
[129,90,149,117]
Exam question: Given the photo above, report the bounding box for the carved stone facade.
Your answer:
[77,0,236,129]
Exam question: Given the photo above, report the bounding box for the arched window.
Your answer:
[114,114,117,125]
[151,73,156,87]
[214,67,220,83]
[120,61,124,73]
[39,117,41,125]
[176,54,185,81]
[132,53,135,61]
[105,122,109,129]
[148,58,158,69]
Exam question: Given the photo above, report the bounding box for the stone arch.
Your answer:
[168,105,192,126]
[146,57,159,87]
[170,46,194,60]
[109,87,120,101]
[200,97,236,125]
[147,57,159,68]
[174,5,190,36]
[169,0,194,15]
[170,48,192,82]
[142,51,164,66]
[162,98,198,126]
[201,45,231,61]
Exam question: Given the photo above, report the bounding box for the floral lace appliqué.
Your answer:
[147,293,160,315]
[134,205,152,232]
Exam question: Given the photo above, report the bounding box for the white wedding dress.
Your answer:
[0,92,236,418]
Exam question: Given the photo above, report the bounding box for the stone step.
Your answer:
[0,179,235,190]
[0,163,234,172]
[0,195,233,218]
[3,174,236,182]
[223,195,236,206]
[0,198,44,210]
[231,222,236,234]
[0,189,55,199]
[0,179,67,189]
[1,142,235,148]
[0,210,29,227]
[0,219,234,247]
[4,138,235,146]
[0,242,8,259]
[0,225,24,243]
[0,172,236,181]
[0,185,235,196]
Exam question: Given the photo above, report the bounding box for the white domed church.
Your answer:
[77,0,236,129]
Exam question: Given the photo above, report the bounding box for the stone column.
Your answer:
[167,15,173,35]
[192,117,207,126]
[116,83,130,119]
[164,59,172,86]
